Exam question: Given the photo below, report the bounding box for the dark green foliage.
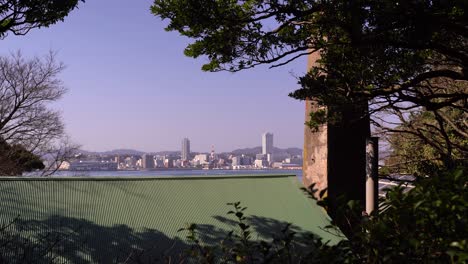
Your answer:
[0,0,84,38]
[0,138,44,175]
[305,109,327,132]
[0,215,186,263]
[180,168,467,263]
[0,217,68,263]
[179,201,351,264]
[352,168,468,263]
[152,0,317,72]
[385,107,467,175]
[378,166,391,177]
[152,0,466,106]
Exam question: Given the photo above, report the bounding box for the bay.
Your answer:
[51,169,303,181]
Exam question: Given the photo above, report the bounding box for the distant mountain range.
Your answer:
[78,149,145,156]
[230,147,302,156]
[79,149,178,156]
[80,147,302,156]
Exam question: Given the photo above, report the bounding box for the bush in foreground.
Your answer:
[181,168,467,263]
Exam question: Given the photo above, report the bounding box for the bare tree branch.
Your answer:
[0,51,75,176]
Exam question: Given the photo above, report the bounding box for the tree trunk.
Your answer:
[327,102,370,215]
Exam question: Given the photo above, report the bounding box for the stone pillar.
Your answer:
[303,52,328,195]
[302,100,328,193]
[366,137,379,215]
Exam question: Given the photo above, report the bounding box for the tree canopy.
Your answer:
[0,138,44,175]
[152,0,467,168]
[0,52,77,176]
[152,0,466,105]
[0,0,84,38]
[383,105,467,175]
[0,52,66,153]
[0,1,83,175]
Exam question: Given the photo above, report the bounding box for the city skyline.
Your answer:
[61,132,303,171]
[0,0,306,153]
[78,134,301,155]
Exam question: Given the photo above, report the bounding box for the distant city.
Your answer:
[59,132,303,171]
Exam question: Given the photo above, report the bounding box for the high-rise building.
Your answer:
[181,138,190,161]
[262,132,273,155]
[141,154,154,169]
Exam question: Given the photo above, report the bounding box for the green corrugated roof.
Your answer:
[0,174,342,263]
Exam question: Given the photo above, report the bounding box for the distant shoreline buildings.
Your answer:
[59,133,302,171]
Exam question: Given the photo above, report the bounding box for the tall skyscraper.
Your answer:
[141,154,154,169]
[181,138,190,161]
[262,132,273,155]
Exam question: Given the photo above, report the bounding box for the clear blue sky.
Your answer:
[1,0,307,153]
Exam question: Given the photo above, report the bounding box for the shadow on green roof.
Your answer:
[0,175,342,263]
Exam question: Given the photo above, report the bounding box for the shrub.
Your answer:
[180,168,467,263]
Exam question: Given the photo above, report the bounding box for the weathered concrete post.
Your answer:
[366,137,379,215]
[303,52,370,217]
[303,52,328,194]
